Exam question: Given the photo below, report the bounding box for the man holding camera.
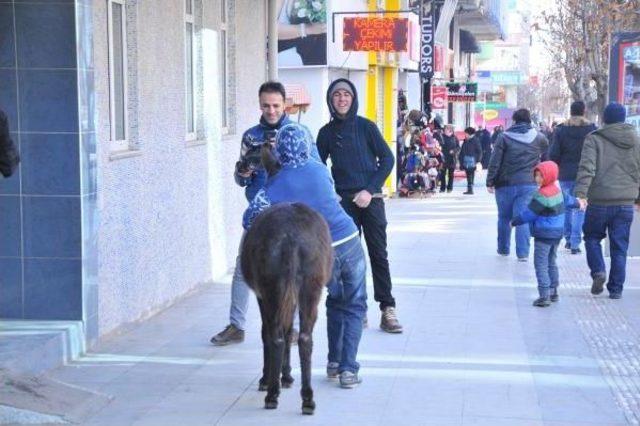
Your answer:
[210,81,297,345]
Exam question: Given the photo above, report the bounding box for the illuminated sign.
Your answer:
[343,17,408,52]
[445,82,478,103]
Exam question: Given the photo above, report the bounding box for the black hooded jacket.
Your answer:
[0,110,19,178]
[316,79,394,195]
[548,116,597,182]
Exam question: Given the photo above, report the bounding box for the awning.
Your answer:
[283,83,311,114]
[460,30,480,53]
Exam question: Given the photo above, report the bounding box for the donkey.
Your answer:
[241,202,333,415]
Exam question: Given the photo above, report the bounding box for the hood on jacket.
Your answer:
[326,78,359,121]
[534,161,560,197]
[504,123,538,144]
[593,122,640,150]
[565,116,593,127]
[274,123,311,168]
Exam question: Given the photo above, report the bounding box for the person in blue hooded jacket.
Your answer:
[211,81,320,347]
[316,78,402,334]
[486,108,549,261]
[243,123,367,389]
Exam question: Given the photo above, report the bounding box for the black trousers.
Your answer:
[465,168,476,187]
[439,167,455,191]
[340,196,395,310]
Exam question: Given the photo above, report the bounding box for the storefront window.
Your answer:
[620,42,640,131]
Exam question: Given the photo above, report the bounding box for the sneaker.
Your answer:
[609,293,622,300]
[497,251,509,257]
[463,190,474,195]
[564,242,571,250]
[339,371,362,389]
[210,324,244,346]
[326,362,339,379]
[380,307,403,333]
[532,297,551,307]
[571,248,582,255]
[550,290,559,303]
[446,189,453,193]
[591,273,606,295]
[517,257,528,262]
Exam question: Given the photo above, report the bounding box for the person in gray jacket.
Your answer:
[575,103,640,299]
[487,109,549,261]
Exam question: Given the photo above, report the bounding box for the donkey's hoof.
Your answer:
[301,401,315,415]
[264,400,278,410]
[281,376,294,388]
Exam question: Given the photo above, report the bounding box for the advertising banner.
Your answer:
[431,86,448,109]
[445,82,478,103]
[419,1,435,81]
[278,0,327,67]
[343,17,408,52]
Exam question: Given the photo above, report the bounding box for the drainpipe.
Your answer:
[267,0,278,80]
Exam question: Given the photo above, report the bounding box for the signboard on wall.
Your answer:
[446,82,478,103]
[431,86,448,109]
[343,17,408,52]
[419,2,435,81]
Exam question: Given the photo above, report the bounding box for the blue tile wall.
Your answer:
[23,258,82,320]
[18,69,78,133]
[0,195,21,257]
[15,3,76,69]
[1,0,97,324]
[0,258,22,318]
[22,196,81,258]
[0,4,15,67]
[21,133,80,195]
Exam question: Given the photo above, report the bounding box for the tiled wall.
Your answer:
[0,0,97,324]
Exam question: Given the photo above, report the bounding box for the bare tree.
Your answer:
[537,0,640,121]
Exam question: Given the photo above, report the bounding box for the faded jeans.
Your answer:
[560,181,585,249]
[495,184,537,258]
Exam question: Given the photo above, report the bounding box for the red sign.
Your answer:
[431,86,448,109]
[343,17,408,52]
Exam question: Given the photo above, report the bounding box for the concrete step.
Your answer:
[0,321,85,376]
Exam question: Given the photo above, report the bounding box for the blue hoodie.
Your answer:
[243,124,358,244]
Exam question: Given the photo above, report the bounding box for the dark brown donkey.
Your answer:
[241,203,333,415]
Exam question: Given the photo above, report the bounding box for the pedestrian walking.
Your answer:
[491,125,504,147]
[0,109,19,178]
[459,127,482,195]
[511,161,580,307]
[243,123,367,389]
[575,102,640,299]
[486,108,549,261]
[210,81,318,346]
[478,125,493,170]
[548,100,597,254]
[317,78,402,334]
[439,124,458,193]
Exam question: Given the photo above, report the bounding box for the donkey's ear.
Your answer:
[261,144,281,177]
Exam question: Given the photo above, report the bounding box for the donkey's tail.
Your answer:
[277,240,299,331]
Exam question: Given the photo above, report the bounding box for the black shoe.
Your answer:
[609,293,622,300]
[532,297,551,307]
[564,242,571,250]
[571,248,582,255]
[447,189,453,193]
[591,273,606,295]
[439,189,446,193]
[210,324,245,346]
[463,190,473,195]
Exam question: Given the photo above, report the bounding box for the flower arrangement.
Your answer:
[289,0,326,24]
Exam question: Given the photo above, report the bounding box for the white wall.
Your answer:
[327,0,369,71]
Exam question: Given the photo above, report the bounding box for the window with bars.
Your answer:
[107,0,128,149]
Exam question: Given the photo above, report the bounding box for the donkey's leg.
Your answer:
[281,320,294,388]
[299,300,319,415]
[265,324,285,409]
[258,299,268,391]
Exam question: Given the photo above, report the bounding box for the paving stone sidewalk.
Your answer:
[37,187,640,426]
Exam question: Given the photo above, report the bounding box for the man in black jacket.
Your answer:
[548,100,596,254]
[0,109,19,178]
[439,124,458,193]
[317,78,402,334]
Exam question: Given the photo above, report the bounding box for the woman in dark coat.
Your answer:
[459,127,483,195]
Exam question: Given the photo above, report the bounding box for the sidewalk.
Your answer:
[41,187,640,425]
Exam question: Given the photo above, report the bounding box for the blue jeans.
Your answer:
[495,184,537,258]
[533,239,559,298]
[326,236,367,374]
[583,205,635,295]
[560,181,585,249]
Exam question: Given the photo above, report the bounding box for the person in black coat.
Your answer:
[0,109,19,178]
[317,78,403,334]
[438,124,458,192]
[478,126,493,170]
[459,127,483,195]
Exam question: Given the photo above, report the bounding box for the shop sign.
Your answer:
[343,17,408,52]
[419,2,435,81]
[446,82,478,103]
[431,86,448,109]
